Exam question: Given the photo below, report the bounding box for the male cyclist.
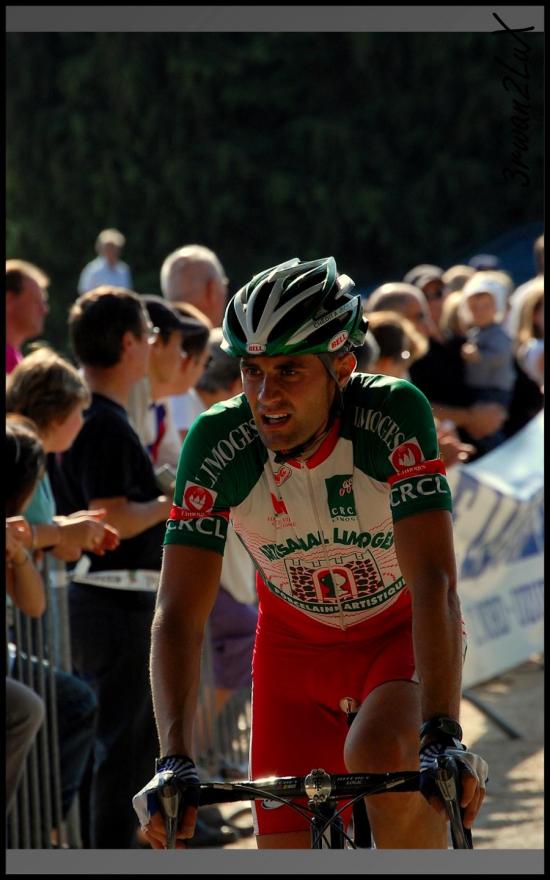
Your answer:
[135,257,488,848]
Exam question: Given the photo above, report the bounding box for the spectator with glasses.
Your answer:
[127,295,212,472]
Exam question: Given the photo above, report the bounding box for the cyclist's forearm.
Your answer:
[150,607,204,757]
[412,580,463,723]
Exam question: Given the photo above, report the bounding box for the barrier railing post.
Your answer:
[6,554,75,849]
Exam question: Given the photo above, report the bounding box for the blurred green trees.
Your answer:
[6,33,543,354]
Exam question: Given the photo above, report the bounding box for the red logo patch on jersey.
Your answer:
[184,483,216,512]
[387,458,447,485]
[389,438,425,471]
[169,484,226,521]
[273,465,292,487]
[270,493,288,515]
[169,482,229,520]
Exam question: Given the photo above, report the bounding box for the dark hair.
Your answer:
[196,329,241,393]
[141,294,184,344]
[6,415,46,516]
[69,286,147,367]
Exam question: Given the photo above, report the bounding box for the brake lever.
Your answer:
[433,755,472,849]
[157,771,182,849]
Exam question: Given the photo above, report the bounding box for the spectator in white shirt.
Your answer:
[77,229,133,295]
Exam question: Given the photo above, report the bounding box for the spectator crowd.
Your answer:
[5,229,544,848]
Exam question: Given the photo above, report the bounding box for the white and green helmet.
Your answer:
[222,257,368,357]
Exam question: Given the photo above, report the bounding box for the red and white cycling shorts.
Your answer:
[249,588,417,837]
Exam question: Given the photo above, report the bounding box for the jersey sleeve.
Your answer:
[163,409,232,555]
[358,377,453,524]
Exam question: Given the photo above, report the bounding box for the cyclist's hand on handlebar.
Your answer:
[419,738,489,827]
[132,755,200,848]
[452,748,489,828]
[142,801,198,850]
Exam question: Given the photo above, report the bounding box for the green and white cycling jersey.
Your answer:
[165,373,452,631]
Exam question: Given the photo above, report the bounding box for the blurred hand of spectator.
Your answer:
[436,425,476,467]
[6,515,33,548]
[52,514,120,561]
[5,521,47,618]
[463,402,507,439]
[461,341,481,364]
[6,522,30,566]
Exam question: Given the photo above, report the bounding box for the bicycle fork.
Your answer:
[310,801,345,849]
[343,700,373,848]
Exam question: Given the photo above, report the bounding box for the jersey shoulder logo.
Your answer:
[168,483,219,521]
[389,438,424,471]
[184,482,217,513]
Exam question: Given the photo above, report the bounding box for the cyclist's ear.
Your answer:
[334,352,357,387]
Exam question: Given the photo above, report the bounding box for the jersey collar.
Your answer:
[285,417,341,470]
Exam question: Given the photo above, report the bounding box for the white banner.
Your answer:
[447,411,544,688]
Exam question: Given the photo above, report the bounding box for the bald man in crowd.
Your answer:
[160,244,228,328]
[160,244,229,437]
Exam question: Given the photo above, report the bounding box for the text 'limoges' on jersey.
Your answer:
[164,374,452,631]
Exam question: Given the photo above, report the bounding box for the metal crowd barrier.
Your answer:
[195,623,252,782]
[6,555,253,848]
[7,554,81,849]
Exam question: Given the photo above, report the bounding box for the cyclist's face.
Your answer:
[241,354,348,452]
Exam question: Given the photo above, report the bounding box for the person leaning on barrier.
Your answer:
[5,417,47,816]
[5,409,101,842]
[6,346,120,562]
[134,257,488,849]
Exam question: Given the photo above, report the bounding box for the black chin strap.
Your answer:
[273,418,334,464]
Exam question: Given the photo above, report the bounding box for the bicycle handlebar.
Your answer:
[156,756,473,849]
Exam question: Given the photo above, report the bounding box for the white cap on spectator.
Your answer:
[96,228,126,250]
[462,274,508,315]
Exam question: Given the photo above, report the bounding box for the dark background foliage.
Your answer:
[6,33,544,356]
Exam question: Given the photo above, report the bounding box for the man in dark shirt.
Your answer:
[53,285,173,848]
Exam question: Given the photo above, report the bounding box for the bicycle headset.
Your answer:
[221,257,369,462]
